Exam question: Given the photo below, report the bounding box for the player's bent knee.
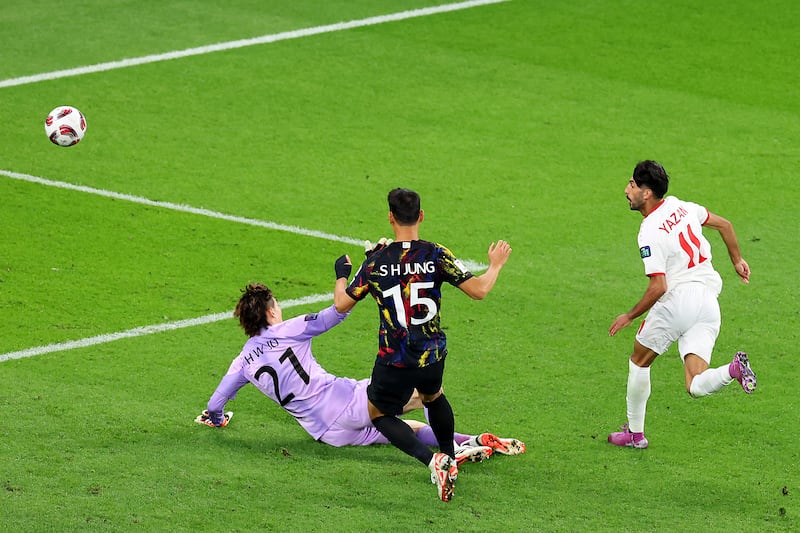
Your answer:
[420,390,443,405]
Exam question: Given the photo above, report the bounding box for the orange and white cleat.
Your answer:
[471,433,526,455]
[429,452,458,502]
[454,443,493,465]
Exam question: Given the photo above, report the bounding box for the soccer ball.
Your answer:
[44,106,87,146]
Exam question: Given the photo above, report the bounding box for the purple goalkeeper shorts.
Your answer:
[317,378,389,447]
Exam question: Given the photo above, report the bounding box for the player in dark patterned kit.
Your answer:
[334,188,514,502]
[355,240,470,367]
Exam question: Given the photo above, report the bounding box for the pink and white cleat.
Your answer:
[729,351,757,394]
[608,423,648,449]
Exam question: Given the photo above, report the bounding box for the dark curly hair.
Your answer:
[234,283,274,337]
[632,160,670,199]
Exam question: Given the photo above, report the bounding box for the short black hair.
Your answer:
[632,160,669,198]
[388,188,420,225]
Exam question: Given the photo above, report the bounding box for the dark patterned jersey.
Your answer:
[346,240,473,368]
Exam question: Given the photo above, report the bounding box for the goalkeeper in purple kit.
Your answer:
[196,282,524,466]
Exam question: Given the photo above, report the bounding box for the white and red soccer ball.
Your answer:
[45,106,87,146]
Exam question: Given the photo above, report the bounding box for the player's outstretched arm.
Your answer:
[334,254,357,313]
[196,371,249,425]
[458,240,512,300]
[609,274,666,336]
[704,212,750,284]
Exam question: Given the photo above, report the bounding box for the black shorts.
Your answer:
[367,359,446,416]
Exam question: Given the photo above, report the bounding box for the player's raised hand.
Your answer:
[487,240,512,267]
[335,254,352,280]
[364,237,393,258]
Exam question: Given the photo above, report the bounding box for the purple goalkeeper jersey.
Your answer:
[206,304,357,440]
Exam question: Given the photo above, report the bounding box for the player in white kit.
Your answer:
[607,160,757,449]
[195,282,525,464]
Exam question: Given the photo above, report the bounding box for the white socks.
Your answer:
[626,360,651,433]
[625,358,736,434]
[689,365,734,397]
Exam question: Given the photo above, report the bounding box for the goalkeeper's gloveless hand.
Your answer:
[194,409,232,427]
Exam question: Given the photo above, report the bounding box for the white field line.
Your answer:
[0,0,509,89]
[1,0,502,360]
[0,170,487,363]
[0,169,488,273]
[0,293,333,363]
[0,169,364,246]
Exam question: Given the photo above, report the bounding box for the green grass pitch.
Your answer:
[1,1,798,531]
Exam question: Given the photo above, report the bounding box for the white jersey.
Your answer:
[637,196,723,297]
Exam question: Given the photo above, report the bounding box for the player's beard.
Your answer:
[627,193,642,211]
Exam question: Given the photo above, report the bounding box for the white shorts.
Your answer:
[636,282,721,363]
[317,378,388,447]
